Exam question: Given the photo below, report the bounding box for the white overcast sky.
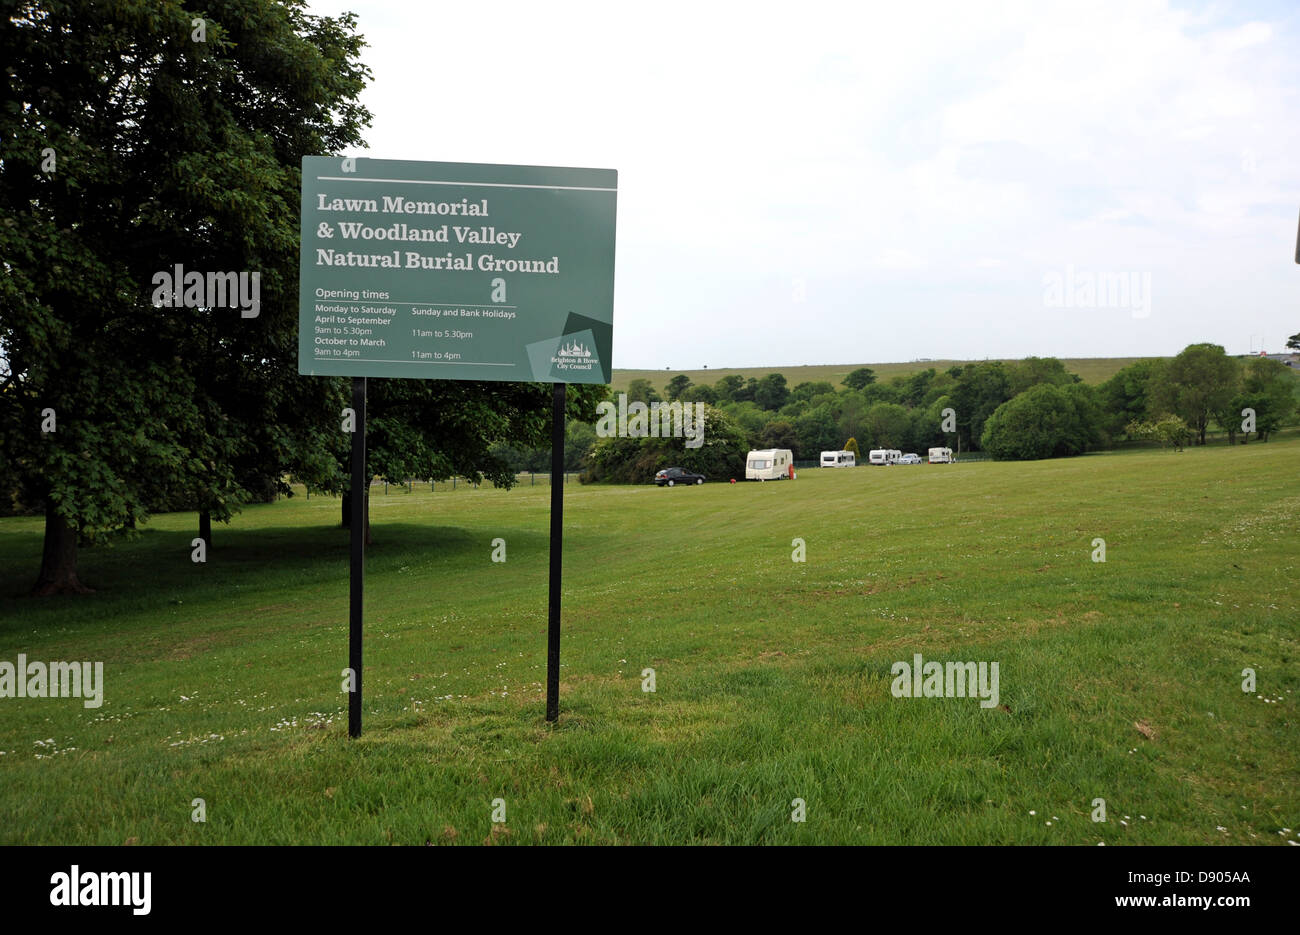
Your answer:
[306,0,1299,369]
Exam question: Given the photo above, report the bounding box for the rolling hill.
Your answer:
[610,358,1155,394]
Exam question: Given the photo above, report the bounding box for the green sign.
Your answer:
[298,157,617,383]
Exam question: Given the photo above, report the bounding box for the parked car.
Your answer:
[899,453,922,464]
[655,467,706,486]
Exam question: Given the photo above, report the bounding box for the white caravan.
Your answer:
[820,450,855,468]
[746,449,794,481]
[928,447,954,464]
[868,449,902,465]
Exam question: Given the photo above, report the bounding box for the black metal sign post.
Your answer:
[349,376,366,738]
[546,382,566,722]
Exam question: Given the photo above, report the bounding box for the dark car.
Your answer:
[655,467,706,487]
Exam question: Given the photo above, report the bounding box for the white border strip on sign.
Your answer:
[316,176,616,193]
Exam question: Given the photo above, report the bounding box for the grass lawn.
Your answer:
[0,438,1296,845]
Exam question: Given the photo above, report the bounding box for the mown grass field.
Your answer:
[611,357,1158,394]
[0,439,1296,845]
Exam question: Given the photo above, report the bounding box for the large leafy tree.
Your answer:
[860,382,901,405]
[981,383,1101,460]
[753,372,790,411]
[842,367,876,390]
[1006,356,1079,396]
[1,0,371,593]
[917,394,955,452]
[664,374,692,401]
[789,380,834,403]
[835,392,869,448]
[711,374,744,402]
[758,419,798,454]
[948,361,1013,451]
[679,383,717,405]
[718,400,767,445]
[624,378,661,405]
[1150,344,1239,445]
[1097,358,1166,440]
[584,405,750,483]
[891,367,938,408]
[794,405,839,458]
[1236,357,1297,442]
[864,402,910,450]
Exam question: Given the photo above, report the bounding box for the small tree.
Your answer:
[1153,415,1190,451]
[680,384,717,405]
[843,437,862,461]
[1124,418,1156,442]
[843,367,876,391]
[1129,416,1189,451]
[753,373,790,411]
[665,374,692,401]
[1241,357,1296,441]
[625,379,662,405]
[712,374,744,403]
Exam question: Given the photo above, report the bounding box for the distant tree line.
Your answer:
[569,345,1298,480]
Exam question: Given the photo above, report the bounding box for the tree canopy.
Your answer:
[842,367,876,390]
[2,2,609,595]
[981,383,1101,460]
[1,0,372,592]
[1149,344,1239,446]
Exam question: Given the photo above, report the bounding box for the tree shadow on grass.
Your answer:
[0,522,551,628]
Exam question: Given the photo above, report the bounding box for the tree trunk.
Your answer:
[32,503,93,595]
[199,509,212,549]
[341,491,351,528]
